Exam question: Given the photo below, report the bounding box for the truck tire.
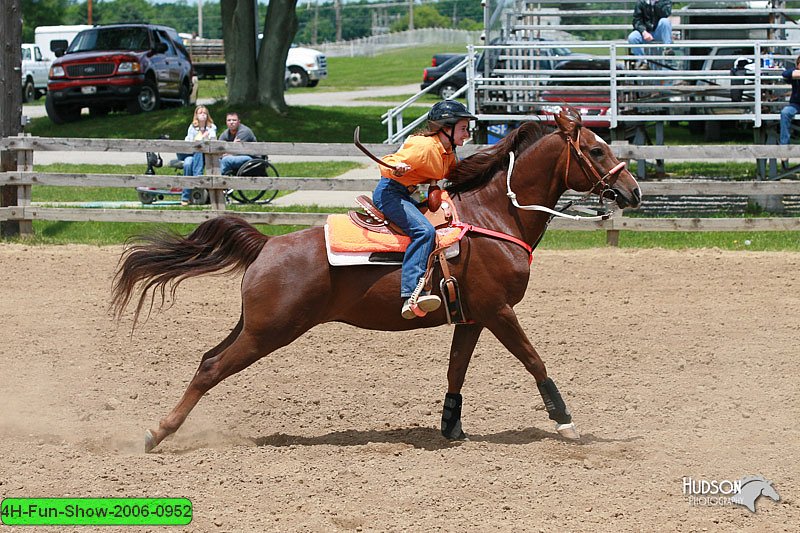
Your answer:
[179,80,191,107]
[438,83,459,100]
[127,79,160,114]
[23,78,35,103]
[288,66,309,88]
[45,93,81,124]
[307,80,319,88]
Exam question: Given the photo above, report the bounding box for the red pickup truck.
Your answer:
[45,24,196,124]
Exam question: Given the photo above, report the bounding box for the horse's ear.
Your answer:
[554,108,579,140]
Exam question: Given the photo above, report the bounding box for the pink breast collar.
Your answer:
[451,222,533,265]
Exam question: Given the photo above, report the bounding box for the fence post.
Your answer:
[16,135,33,236]
[206,153,226,211]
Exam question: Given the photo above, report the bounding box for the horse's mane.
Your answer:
[445,121,548,195]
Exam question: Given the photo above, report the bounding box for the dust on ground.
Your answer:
[0,244,797,532]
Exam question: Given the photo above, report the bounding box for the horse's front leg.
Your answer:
[441,323,483,440]
[485,305,580,440]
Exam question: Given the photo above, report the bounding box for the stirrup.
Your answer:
[401,295,441,319]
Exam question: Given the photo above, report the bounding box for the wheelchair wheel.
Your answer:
[230,161,280,204]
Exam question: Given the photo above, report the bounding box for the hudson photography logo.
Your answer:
[682,475,781,513]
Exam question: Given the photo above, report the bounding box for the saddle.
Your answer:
[326,192,467,324]
[347,195,453,236]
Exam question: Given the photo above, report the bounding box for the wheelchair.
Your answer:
[138,152,279,205]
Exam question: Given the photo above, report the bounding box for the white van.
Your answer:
[34,25,93,62]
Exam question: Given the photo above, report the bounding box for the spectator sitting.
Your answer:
[181,105,217,206]
[628,0,673,64]
[780,55,800,168]
[218,112,257,175]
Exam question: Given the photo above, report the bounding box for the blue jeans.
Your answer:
[181,154,205,202]
[373,177,436,298]
[221,155,252,176]
[780,104,800,145]
[627,18,673,57]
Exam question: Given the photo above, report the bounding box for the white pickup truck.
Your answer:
[21,43,50,102]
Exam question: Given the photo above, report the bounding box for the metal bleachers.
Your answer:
[384,0,800,146]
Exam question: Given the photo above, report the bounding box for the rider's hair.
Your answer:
[191,106,215,128]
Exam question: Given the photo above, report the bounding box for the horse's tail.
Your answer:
[111,215,268,325]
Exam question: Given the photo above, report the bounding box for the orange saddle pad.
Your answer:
[326,193,461,254]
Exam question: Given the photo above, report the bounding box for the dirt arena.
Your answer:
[0,243,798,532]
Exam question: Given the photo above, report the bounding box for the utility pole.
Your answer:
[198,0,204,38]
[312,0,319,45]
[1,0,23,237]
[408,0,414,30]
[335,0,342,42]
[88,0,93,24]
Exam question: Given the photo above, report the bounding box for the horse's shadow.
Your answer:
[160,426,644,454]
[250,427,643,450]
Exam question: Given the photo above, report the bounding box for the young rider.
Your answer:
[372,100,476,319]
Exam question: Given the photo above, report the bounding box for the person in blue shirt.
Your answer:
[780,55,800,168]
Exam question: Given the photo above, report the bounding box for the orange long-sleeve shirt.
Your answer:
[380,134,456,187]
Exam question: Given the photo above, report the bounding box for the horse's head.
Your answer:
[554,108,642,209]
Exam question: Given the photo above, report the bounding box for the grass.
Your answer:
[9,223,799,250]
[539,230,800,250]
[26,104,394,143]
[30,162,363,203]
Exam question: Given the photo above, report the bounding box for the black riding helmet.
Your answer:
[427,100,477,156]
[427,100,477,129]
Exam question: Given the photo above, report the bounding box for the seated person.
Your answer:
[780,55,800,168]
[181,105,217,205]
[218,112,257,175]
[627,0,673,60]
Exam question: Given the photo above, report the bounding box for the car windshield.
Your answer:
[68,27,151,53]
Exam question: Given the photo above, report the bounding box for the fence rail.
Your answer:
[2,136,800,244]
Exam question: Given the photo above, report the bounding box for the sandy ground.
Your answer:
[0,243,798,532]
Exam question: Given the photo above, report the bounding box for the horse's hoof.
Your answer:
[144,429,157,453]
[446,430,469,442]
[556,422,581,440]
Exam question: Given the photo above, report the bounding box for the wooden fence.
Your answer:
[2,136,800,245]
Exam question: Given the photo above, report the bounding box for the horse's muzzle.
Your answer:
[612,186,642,209]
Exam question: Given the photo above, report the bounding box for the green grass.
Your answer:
[26,104,395,143]
[540,230,800,250]
[322,45,467,90]
[9,224,799,249]
[30,162,363,203]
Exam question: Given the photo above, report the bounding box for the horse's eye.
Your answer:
[589,147,605,158]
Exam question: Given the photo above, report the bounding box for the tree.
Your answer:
[257,0,298,113]
[390,5,451,32]
[221,0,297,113]
[21,0,68,41]
[221,0,259,105]
[2,0,23,236]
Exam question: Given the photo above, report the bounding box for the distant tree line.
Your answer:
[21,0,483,43]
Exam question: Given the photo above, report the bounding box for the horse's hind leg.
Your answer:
[441,324,483,440]
[199,313,243,364]
[485,305,580,440]
[144,325,302,453]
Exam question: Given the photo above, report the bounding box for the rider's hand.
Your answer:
[393,163,411,177]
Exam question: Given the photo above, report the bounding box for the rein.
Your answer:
[451,128,626,264]
[505,127,627,221]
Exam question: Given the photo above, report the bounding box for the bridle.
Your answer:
[562,128,626,204]
[506,127,627,221]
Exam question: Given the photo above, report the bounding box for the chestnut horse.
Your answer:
[112,110,641,452]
